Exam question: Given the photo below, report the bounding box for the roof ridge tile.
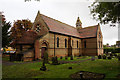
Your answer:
[82,25,98,29]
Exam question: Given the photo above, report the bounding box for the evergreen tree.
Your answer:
[2,21,11,47]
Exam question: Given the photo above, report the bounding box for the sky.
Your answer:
[0,0,119,45]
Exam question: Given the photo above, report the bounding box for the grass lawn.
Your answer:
[2,56,9,61]
[2,56,120,79]
[57,56,92,61]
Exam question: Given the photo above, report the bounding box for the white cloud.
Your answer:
[0,0,118,45]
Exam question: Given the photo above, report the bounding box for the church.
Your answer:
[12,11,103,61]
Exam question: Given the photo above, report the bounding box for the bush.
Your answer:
[70,56,73,60]
[104,47,120,53]
[107,56,112,60]
[65,56,68,60]
[98,55,102,59]
[60,56,63,59]
[51,56,60,65]
[110,53,113,57]
[103,55,106,59]
[78,54,81,57]
[118,54,120,61]
[114,53,117,57]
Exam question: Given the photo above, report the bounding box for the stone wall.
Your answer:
[38,32,82,58]
[97,25,103,55]
[23,50,34,61]
[82,38,97,56]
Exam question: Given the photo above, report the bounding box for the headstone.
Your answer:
[79,72,83,79]
[68,67,72,69]
[91,56,95,61]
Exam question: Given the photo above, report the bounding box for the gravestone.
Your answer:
[91,56,95,61]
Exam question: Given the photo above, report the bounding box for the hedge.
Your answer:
[104,47,120,53]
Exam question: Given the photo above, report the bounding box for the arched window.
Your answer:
[84,40,86,48]
[77,41,78,48]
[99,33,101,38]
[57,37,59,48]
[65,39,67,48]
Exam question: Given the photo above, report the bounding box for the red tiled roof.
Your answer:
[41,14,81,38]
[41,14,98,38]
[78,25,98,38]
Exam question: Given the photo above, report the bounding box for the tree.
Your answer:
[89,2,120,26]
[1,12,11,47]
[10,19,33,41]
[2,21,11,47]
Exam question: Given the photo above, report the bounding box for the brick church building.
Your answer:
[12,11,103,61]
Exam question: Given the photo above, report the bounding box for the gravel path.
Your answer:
[2,60,41,66]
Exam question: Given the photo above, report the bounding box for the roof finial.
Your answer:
[38,10,40,14]
[76,16,82,24]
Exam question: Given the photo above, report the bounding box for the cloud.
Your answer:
[0,0,118,45]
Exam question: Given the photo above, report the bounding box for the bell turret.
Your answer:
[76,17,82,30]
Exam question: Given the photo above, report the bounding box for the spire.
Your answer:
[76,17,82,24]
[76,17,82,30]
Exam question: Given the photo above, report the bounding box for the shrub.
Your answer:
[110,53,113,57]
[65,56,68,60]
[114,53,117,57]
[60,56,63,59]
[118,57,120,61]
[98,55,102,59]
[78,54,81,57]
[103,55,106,59]
[107,56,112,60]
[51,56,60,65]
[118,54,120,61]
[70,56,73,60]
[104,47,120,53]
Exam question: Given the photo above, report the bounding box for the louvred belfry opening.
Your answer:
[76,17,82,30]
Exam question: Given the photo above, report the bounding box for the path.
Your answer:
[2,57,98,66]
[2,60,41,66]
